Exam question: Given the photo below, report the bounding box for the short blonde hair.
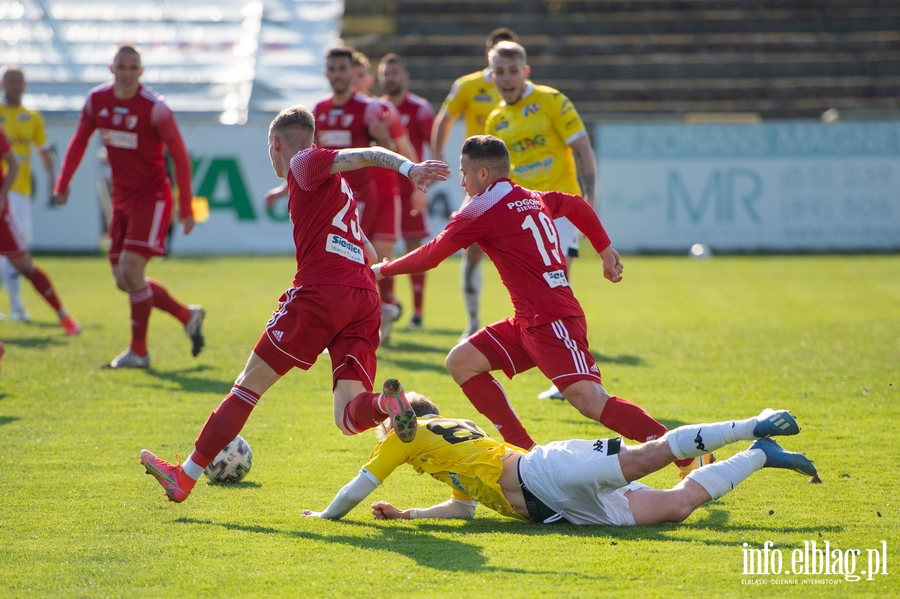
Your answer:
[489,40,527,65]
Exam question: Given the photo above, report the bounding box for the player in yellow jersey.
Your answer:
[302,384,816,525]
[0,66,57,321]
[485,41,598,400]
[432,28,518,339]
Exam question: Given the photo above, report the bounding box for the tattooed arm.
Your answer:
[330,148,451,192]
[569,134,597,208]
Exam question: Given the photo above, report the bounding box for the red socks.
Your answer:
[192,386,259,468]
[460,373,535,449]
[598,395,668,443]
[147,278,191,324]
[28,266,63,312]
[342,391,385,434]
[410,273,425,316]
[129,286,153,356]
[377,277,396,306]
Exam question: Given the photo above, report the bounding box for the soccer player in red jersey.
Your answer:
[139,105,450,504]
[378,53,435,329]
[53,44,204,368]
[0,129,80,334]
[375,136,702,476]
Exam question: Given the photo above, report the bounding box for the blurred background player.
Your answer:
[303,392,813,525]
[53,44,204,368]
[0,127,80,334]
[140,105,450,504]
[351,50,419,340]
[0,65,57,322]
[431,27,518,339]
[378,53,435,329]
[485,40,598,400]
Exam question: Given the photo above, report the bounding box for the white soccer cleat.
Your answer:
[108,348,150,369]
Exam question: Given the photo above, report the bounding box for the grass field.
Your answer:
[0,252,897,598]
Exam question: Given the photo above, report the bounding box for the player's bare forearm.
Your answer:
[430,109,454,163]
[371,501,410,519]
[571,135,597,206]
[331,147,407,173]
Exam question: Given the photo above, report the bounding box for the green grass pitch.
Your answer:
[0,252,897,597]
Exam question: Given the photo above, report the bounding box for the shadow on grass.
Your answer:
[131,364,234,395]
[591,350,644,367]
[0,415,21,426]
[1,335,66,350]
[376,355,449,375]
[174,516,606,580]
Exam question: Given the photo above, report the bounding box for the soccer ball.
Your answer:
[203,435,253,483]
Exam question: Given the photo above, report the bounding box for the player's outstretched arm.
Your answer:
[264,182,288,208]
[331,147,450,191]
[303,472,380,519]
[372,499,477,520]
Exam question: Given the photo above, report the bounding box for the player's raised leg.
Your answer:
[8,253,81,335]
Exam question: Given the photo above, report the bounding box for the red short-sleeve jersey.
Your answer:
[287,146,376,291]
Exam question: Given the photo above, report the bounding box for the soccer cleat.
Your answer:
[537,384,565,400]
[753,408,800,438]
[59,312,81,335]
[677,453,717,480]
[381,378,417,443]
[379,303,401,344]
[11,307,31,322]
[406,314,423,330]
[184,305,205,357]
[108,348,150,369]
[751,438,818,477]
[140,450,196,503]
[390,301,403,323]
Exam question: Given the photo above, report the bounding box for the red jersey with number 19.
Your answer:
[287,147,376,291]
[382,179,611,327]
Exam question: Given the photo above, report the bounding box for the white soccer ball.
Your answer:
[203,435,253,483]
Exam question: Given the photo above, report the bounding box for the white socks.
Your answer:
[182,456,204,481]
[685,448,766,500]
[666,416,759,460]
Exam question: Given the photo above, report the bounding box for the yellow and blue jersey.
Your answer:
[362,416,528,521]
[485,83,587,195]
[441,69,503,138]
[0,104,50,196]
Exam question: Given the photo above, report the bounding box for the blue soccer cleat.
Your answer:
[751,438,818,477]
[753,408,800,438]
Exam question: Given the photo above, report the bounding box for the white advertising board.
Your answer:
[598,122,900,252]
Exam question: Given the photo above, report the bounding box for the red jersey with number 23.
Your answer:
[287,146,375,291]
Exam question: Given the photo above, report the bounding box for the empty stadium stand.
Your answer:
[341,0,900,121]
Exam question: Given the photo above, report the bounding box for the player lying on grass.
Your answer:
[373,134,712,479]
[303,384,817,525]
[139,105,450,504]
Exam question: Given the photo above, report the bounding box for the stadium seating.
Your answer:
[342,0,900,120]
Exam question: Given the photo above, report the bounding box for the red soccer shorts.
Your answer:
[253,284,380,390]
[469,315,603,392]
[0,208,29,258]
[358,184,399,243]
[399,178,429,239]
[108,196,171,264]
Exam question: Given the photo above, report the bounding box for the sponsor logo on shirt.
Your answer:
[560,99,574,115]
[474,94,494,103]
[17,113,32,123]
[522,103,540,117]
[325,233,365,264]
[494,118,509,131]
[99,128,138,150]
[98,108,110,118]
[448,472,466,492]
[509,134,546,153]
[341,114,355,128]
[514,156,554,175]
[318,129,352,148]
[126,115,138,130]
[543,269,570,288]
[506,198,542,213]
